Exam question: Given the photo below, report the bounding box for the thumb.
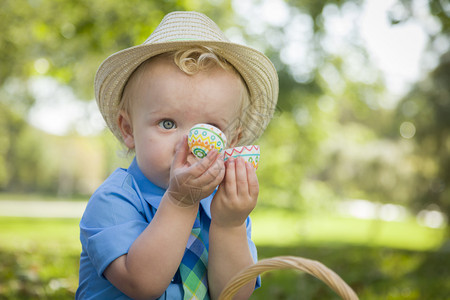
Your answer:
[172,135,189,169]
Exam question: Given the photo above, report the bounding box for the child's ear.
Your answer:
[118,111,135,149]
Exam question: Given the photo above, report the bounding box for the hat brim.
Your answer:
[95,40,278,145]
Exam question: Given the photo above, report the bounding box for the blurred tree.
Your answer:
[238,0,449,216]
[388,0,450,217]
[0,103,47,192]
[395,51,450,216]
[0,0,235,195]
[0,0,235,102]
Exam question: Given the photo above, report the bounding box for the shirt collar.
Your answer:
[127,157,165,208]
[126,157,213,218]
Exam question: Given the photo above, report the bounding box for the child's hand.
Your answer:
[167,135,225,207]
[211,157,259,227]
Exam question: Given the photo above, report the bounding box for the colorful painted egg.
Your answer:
[188,123,227,159]
[223,145,260,169]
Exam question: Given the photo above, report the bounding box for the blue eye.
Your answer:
[159,120,176,130]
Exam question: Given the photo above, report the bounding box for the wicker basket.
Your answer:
[218,256,359,300]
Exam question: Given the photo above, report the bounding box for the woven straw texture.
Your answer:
[95,11,278,146]
[218,256,359,300]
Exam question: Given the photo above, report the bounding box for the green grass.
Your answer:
[0,217,81,299]
[252,244,450,299]
[0,193,88,202]
[0,217,81,252]
[0,211,449,299]
[251,209,446,251]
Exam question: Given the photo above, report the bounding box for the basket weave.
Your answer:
[218,256,359,300]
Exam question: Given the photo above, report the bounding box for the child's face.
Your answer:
[119,56,243,189]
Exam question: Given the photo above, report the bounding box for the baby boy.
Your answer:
[76,11,278,300]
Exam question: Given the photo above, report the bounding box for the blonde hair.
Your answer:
[119,46,250,145]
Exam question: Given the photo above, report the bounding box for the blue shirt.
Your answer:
[76,158,259,299]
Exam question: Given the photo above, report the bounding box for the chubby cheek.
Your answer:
[134,138,169,177]
[138,150,172,188]
[148,141,174,169]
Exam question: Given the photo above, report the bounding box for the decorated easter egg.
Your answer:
[188,124,227,159]
[223,145,260,169]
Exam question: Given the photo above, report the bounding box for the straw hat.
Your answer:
[95,11,278,145]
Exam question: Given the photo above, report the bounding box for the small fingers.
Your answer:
[223,158,237,195]
[246,161,259,199]
[197,155,225,187]
[235,158,249,196]
[190,149,220,177]
[171,135,189,169]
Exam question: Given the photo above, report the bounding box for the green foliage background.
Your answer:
[1,0,448,215]
[0,0,449,298]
